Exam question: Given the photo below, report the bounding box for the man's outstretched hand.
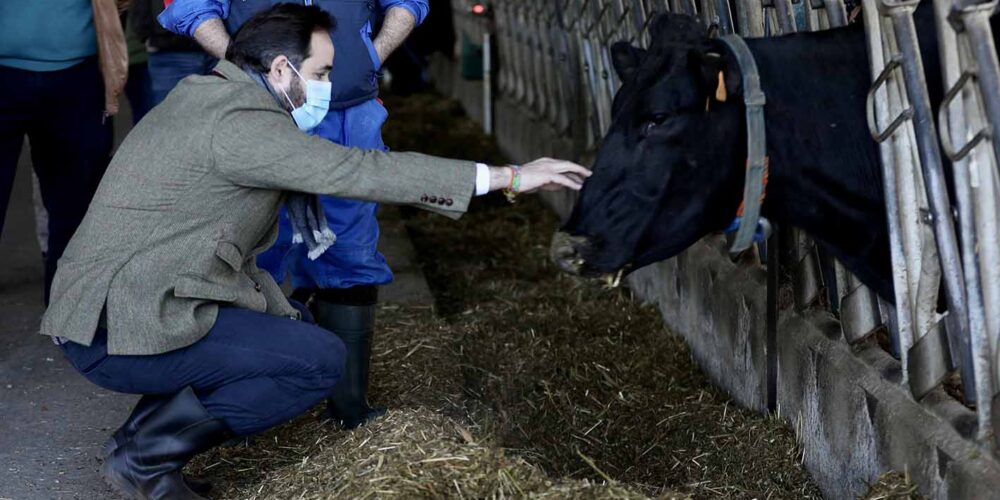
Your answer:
[488,158,591,194]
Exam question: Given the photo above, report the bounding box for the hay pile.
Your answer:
[861,472,924,500]
[222,407,656,499]
[182,92,823,499]
[188,305,671,499]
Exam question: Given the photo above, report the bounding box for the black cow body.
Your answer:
[558,3,998,303]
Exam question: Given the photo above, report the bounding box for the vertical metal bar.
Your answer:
[774,0,798,33]
[700,0,718,29]
[715,0,735,34]
[861,0,916,386]
[767,225,780,412]
[483,29,493,135]
[745,0,767,37]
[961,7,1000,171]
[823,0,849,27]
[886,3,975,401]
[936,0,1000,448]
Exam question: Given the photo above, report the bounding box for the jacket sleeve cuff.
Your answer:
[474,163,490,196]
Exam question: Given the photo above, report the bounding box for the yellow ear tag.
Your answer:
[715,71,727,102]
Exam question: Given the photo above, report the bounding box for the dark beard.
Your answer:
[271,81,306,113]
[285,79,306,111]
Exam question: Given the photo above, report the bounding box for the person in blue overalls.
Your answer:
[159,0,428,429]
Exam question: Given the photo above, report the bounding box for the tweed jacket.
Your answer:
[41,60,474,355]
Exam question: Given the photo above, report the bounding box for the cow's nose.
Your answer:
[550,231,591,275]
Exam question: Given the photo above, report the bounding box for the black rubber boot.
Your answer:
[100,395,213,495]
[101,387,233,500]
[101,395,168,458]
[315,298,387,430]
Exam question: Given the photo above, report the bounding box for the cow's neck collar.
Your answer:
[714,34,771,253]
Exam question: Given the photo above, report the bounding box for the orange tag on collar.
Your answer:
[715,71,727,102]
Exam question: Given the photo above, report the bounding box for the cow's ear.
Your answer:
[611,42,646,81]
[690,49,741,104]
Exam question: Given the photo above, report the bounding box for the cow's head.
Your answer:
[555,14,748,278]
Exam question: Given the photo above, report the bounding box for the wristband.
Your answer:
[502,165,522,203]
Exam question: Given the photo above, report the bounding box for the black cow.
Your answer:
[555,3,998,302]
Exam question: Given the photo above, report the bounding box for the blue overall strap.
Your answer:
[717,34,768,254]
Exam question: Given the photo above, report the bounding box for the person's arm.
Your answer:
[372,2,425,64]
[212,95,588,216]
[192,17,230,58]
[157,0,230,57]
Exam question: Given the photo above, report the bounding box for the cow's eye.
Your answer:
[642,113,670,136]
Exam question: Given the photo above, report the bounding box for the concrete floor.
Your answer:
[0,118,433,499]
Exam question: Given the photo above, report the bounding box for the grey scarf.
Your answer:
[247,70,335,260]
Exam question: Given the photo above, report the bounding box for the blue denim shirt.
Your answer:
[159,0,427,39]
[158,0,428,109]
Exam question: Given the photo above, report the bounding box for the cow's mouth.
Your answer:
[550,231,629,287]
[550,231,590,275]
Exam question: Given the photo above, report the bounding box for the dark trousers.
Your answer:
[0,59,113,300]
[124,62,155,125]
[59,306,345,436]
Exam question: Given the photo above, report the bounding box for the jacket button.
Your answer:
[254,282,262,292]
[445,198,454,206]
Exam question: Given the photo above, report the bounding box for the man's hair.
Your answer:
[226,3,335,73]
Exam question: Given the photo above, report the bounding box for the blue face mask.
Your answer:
[280,62,331,132]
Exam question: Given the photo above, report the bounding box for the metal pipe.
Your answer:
[936,0,1000,448]
[715,0,735,34]
[886,2,975,400]
[484,29,493,135]
[861,0,916,385]
[960,5,1000,174]
[822,0,849,27]
[767,225,780,412]
[774,0,798,33]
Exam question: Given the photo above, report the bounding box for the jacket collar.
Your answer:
[212,60,291,115]
[211,59,257,84]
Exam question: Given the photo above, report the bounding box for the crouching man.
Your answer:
[40,4,588,499]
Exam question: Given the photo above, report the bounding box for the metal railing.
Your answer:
[932,0,1000,446]
[449,0,1000,451]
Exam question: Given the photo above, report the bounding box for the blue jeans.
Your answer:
[0,58,112,301]
[147,50,216,105]
[59,305,344,436]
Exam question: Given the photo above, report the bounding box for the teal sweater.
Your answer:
[0,0,98,72]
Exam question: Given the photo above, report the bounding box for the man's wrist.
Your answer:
[488,166,513,192]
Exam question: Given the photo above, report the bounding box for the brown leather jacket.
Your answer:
[92,0,130,116]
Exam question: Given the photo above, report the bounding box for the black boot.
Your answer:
[314,297,386,430]
[101,395,168,458]
[102,387,233,500]
[101,395,213,495]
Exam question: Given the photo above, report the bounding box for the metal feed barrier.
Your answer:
[449,0,1000,453]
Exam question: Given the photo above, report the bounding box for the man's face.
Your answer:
[269,30,334,109]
